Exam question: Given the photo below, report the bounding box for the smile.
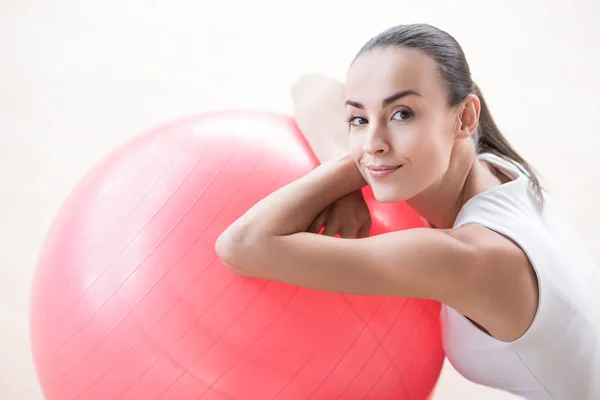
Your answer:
[365,164,403,179]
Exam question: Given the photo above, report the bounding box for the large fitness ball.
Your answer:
[30,111,444,399]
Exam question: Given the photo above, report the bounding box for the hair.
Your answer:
[355,23,543,204]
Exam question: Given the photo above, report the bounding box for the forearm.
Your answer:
[291,74,349,162]
[223,153,364,237]
[216,154,365,265]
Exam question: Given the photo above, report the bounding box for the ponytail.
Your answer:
[473,84,544,204]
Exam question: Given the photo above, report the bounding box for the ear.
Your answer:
[456,94,480,139]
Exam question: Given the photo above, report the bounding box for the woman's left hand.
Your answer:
[307,189,372,239]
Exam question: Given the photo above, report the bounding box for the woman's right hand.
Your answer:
[307,189,372,239]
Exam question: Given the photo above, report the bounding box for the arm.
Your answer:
[215,153,538,340]
[215,153,479,304]
[218,153,366,240]
[291,73,349,162]
[218,224,477,302]
[291,73,372,239]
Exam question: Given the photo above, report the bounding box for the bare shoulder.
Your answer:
[449,224,539,342]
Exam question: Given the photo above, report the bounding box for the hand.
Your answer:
[307,189,371,239]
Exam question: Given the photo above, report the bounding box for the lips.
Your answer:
[367,165,401,171]
[365,164,402,179]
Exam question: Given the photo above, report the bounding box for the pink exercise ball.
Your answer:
[30,111,444,400]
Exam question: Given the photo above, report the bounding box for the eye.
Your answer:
[392,109,414,121]
[347,116,368,126]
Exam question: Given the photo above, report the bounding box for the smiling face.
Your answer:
[345,46,462,202]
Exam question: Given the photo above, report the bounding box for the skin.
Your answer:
[216,46,539,343]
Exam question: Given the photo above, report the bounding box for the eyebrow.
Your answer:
[345,89,422,109]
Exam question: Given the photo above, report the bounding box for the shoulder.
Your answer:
[450,223,526,262]
[449,224,539,341]
[451,223,535,275]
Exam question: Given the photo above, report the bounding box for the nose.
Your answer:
[362,125,390,155]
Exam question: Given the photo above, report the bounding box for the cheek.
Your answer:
[391,120,452,182]
[408,114,453,153]
[411,123,454,177]
[389,123,435,159]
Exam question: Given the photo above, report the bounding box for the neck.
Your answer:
[407,142,500,229]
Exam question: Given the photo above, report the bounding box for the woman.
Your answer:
[215,24,600,399]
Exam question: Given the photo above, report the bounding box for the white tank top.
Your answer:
[441,153,600,400]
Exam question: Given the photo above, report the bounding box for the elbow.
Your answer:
[214,224,261,278]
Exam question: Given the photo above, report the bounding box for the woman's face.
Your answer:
[345,46,461,202]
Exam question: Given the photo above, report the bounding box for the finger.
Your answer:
[357,220,372,239]
[340,224,359,239]
[322,223,340,237]
[308,220,325,234]
[307,209,328,234]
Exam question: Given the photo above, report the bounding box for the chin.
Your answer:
[370,185,410,203]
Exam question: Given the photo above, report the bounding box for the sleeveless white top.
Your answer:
[441,153,600,400]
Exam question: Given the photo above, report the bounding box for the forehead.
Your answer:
[345,46,443,103]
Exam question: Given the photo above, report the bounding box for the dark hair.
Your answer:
[356,24,543,204]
